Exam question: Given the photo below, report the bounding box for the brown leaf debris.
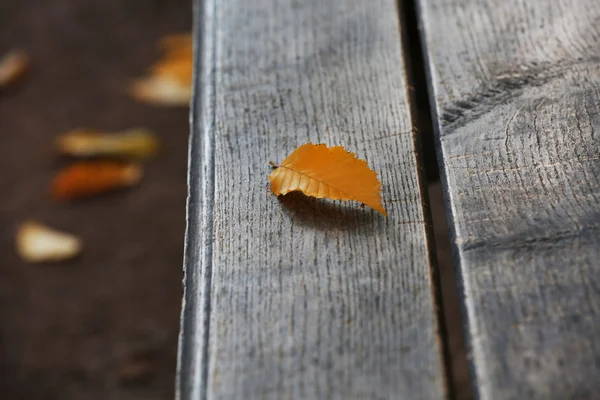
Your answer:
[0,50,29,88]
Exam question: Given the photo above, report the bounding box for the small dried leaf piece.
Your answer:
[159,34,193,55]
[51,161,143,201]
[16,221,82,263]
[130,75,191,106]
[55,128,160,159]
[269,143,387,215]
[0,51,29,88]
[131,33,192,106]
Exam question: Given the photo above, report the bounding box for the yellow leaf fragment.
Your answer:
[269,143,387,215]
[159,33,193,57]
[16,221,82,263]
[131,33,192,106]
[131,75,191,106]
[55,128,160,159]
[0,50,29,88]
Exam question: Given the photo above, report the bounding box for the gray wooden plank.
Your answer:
[177,0,448,398]
[418,0,600,399]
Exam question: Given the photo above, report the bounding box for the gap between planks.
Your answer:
[397,0,474,399]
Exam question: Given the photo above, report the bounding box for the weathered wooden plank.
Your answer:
[418,0,600,398]
[177,0,448,398]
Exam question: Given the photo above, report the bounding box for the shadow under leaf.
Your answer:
[276,191,383,232]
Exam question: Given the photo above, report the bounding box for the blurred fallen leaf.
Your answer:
[130,75,191,106]
[131,33,192,106]
[159,33,192,57]
[51,161,143,201]
[0,50,29,88]
[55,128,160,159]
[16,220,82,263]
[269,143,387,215]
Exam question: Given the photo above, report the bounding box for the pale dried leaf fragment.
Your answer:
[269,143,387,215]
[130,75,191,106]
[131,33,192,106]
[16,221,82,263]
[55,128,160,159]
[0,51,29,88]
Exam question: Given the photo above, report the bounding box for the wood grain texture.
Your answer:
[418,0,600,398]
[178,0,448,398]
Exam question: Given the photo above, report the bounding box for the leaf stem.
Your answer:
[268,161,279,169]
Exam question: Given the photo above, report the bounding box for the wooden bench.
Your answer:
[178,0,600,398]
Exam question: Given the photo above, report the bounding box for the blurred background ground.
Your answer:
[0,1,190,399]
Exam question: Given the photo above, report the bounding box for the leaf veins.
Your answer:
[269,143,386,216]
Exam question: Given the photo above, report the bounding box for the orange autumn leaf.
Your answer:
[158,33,193,59]
[51,161,142,201]
[269,143,387,216]
[130,33,192,106]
